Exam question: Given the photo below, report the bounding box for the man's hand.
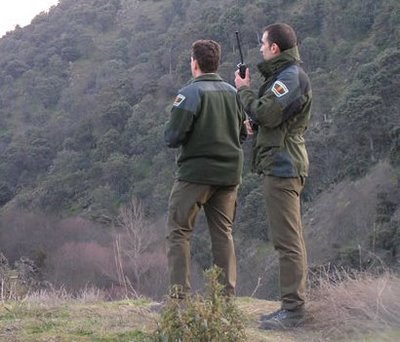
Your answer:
[244,119,254,135]
[234,68,251,89]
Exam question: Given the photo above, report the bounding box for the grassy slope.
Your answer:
[0,297,298,342]
[0,298,154,341]
[2,296,399,341]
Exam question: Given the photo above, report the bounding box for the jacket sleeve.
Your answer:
[237,95,248,144]
[238,66,305,128]
[164,86,201,148]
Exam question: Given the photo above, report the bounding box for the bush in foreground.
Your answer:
[152,266,247,342]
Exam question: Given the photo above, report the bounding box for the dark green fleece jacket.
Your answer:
[164,73,247,186]
[238,47,312,177]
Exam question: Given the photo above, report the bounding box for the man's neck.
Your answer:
[193,70,203,78]
[194,72,218,79]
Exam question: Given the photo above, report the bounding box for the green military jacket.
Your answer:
[238,47,312,177]
[164,73,247,186]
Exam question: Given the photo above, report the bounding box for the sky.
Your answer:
[0,0,59,37]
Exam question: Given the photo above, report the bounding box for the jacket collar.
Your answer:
[257,46,301,79]
[192,73,223,82]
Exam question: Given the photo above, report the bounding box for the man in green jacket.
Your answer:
[235,23,312,329]
[165,39,247,298]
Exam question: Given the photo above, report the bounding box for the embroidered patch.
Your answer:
[173,94,186,107]
[271,81,289,97]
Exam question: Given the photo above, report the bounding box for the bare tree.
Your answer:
[113,197,154,293]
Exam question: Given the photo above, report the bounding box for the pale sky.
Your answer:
[0,0,59,37]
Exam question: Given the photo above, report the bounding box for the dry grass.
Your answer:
[0,290,155,341]
[1,272,400,341]
[304,270,400,341]
[24,286,106,306]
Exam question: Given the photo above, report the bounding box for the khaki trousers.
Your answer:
[167,180,238,297]
[262,175,307,311]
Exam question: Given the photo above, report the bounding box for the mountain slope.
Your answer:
[0,0,399,295]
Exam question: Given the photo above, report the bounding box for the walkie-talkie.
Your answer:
[235,31,247,79]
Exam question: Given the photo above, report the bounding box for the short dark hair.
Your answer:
[191,40,221,73]
[264,23,297,51]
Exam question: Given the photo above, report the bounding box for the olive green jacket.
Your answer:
[238,47,312,177]
[164,73,247,186]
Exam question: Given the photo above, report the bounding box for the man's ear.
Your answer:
[271,42,281,55]
[192,59,200,71]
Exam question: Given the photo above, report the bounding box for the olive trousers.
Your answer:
[262,175,307,311]
[167,180,238,297]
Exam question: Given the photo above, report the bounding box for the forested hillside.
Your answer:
[0,0,399,298]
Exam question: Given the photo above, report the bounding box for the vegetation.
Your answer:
[153,267,247,342]
[305,270,400,341]
[1,270,399,341]
[0,0,399,303]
